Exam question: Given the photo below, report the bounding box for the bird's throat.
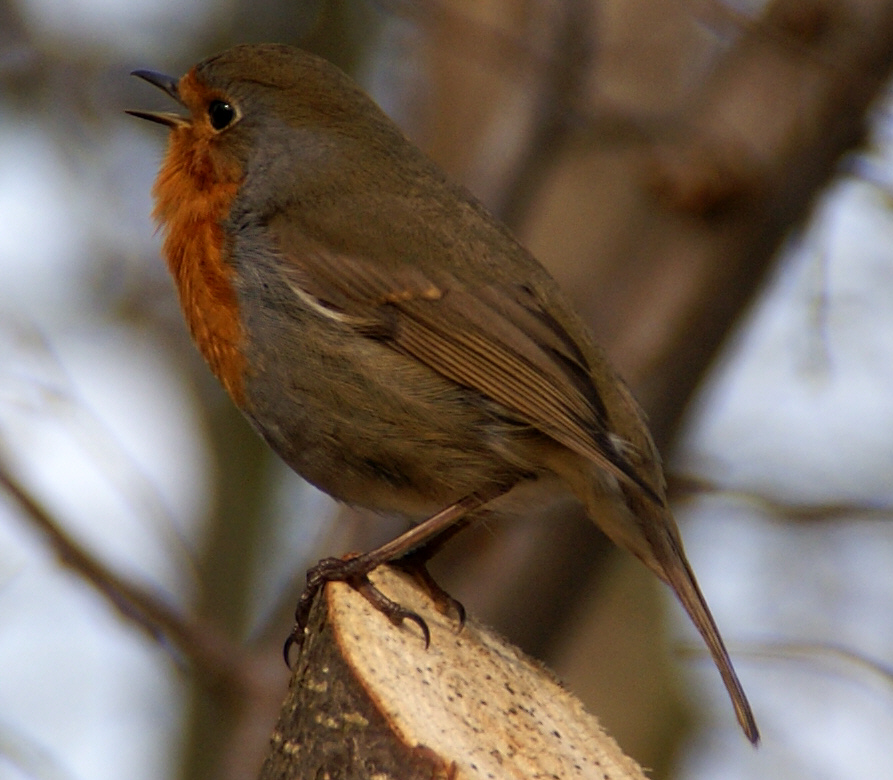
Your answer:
[152,124,248,406]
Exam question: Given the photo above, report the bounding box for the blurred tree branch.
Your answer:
[0,451,285,780]
[0,453,239,677]
[605,0,893,436]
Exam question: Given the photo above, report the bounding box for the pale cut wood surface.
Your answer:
[260,566,647,780]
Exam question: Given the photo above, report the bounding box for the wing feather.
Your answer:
[274,238,658,500]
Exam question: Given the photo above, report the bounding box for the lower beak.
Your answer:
[126,70,187,128]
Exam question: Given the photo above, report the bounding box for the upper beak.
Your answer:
[125,70,187,128]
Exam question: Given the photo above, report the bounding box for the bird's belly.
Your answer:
[239,315,538,515]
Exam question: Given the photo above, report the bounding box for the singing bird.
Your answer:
[128,43,758,743]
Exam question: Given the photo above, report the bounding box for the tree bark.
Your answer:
[260,567,647,780]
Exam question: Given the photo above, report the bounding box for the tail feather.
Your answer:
[547,448,759,742]
[659,545,760,745]
[617,488,759,743]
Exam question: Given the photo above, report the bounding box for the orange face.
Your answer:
[132,69,248,405]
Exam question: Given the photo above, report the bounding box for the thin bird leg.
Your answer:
[285,483,514,662]
[389,511,492,629]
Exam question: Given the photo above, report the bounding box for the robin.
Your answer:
[128,43,758,743]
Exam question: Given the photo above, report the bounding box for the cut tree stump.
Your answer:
[259,566,647,780]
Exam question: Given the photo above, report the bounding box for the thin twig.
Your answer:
[679,639,893,687]
[669,474,893,523]
[0,450,251,688]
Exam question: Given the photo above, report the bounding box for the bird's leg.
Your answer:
[389,510,491,629]
[285,483,513,663]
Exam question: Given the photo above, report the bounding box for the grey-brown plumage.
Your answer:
[130,43,758,743]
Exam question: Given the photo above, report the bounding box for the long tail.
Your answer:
[656,535,760,744]
[627,496,760,745]
[549,449,760,743]
[591,486,759,743]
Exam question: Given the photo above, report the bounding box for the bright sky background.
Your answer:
[1,2,892,779]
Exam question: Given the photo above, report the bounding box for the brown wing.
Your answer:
[276,240,657,500]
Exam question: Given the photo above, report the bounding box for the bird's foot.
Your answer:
[283,553,430,666]
[391,552,466,629]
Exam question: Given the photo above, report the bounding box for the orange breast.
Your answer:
[151,88,247,406]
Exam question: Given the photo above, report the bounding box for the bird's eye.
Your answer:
[208,100,236,131]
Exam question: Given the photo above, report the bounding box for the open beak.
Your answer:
[125,70,187,128]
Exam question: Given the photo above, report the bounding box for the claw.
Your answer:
[393,557,466,631]
[281,489,513,665]
[283,626,304,668]
[283,555,438,667]
[352,573,431,648]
